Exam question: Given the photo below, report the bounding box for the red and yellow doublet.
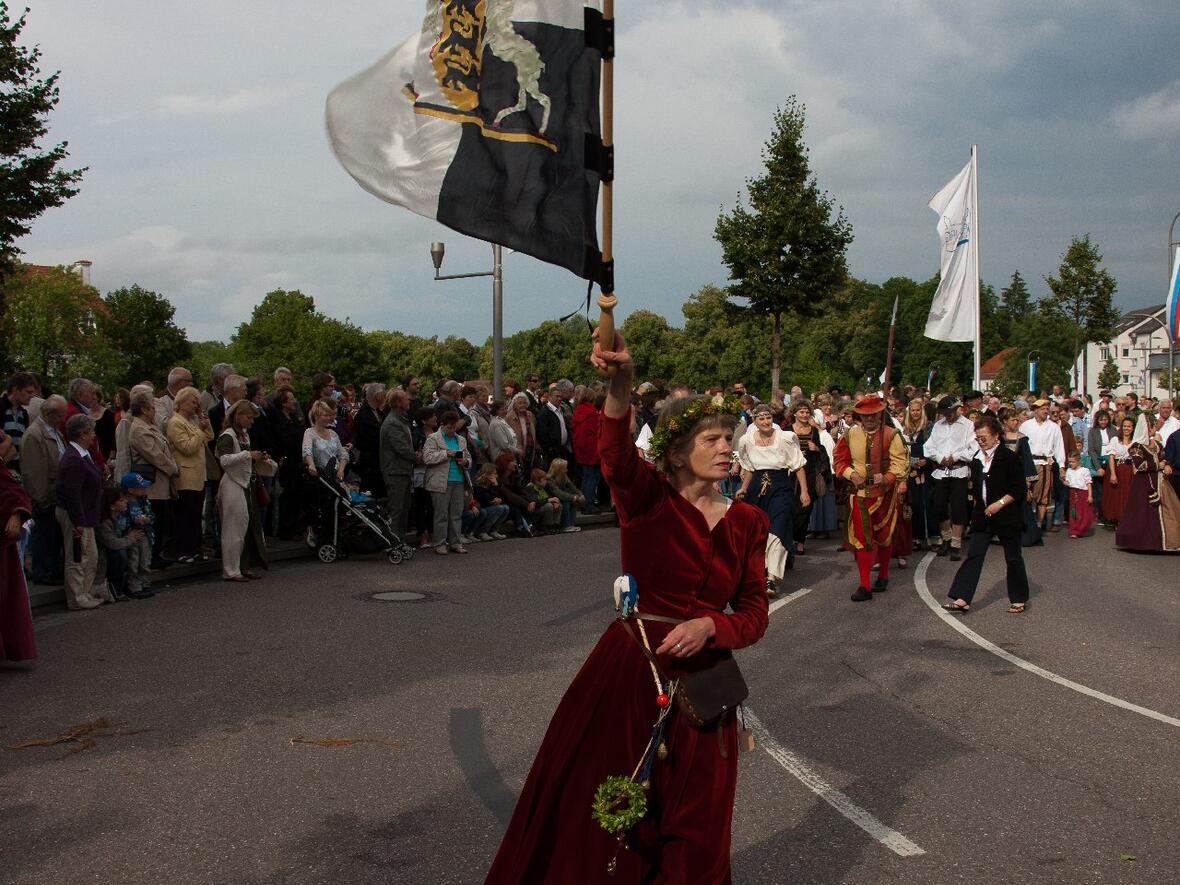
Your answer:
[833,424,909,552]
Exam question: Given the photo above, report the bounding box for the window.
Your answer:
[1122,347,1130,357]
[1100,347,1111,360]
[1122,374,1129,383]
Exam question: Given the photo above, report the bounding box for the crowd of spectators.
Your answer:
[3,361,1179,665]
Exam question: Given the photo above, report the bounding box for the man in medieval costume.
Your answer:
[834,396,909,602]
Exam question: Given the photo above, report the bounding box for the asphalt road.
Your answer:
[2,525,1177,884]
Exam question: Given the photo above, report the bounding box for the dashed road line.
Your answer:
[915,552,1180,729]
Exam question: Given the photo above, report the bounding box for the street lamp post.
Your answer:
[1129,314,1174,402]
[430,242,504,394]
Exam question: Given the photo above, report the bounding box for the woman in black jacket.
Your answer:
[943,414,1031,614]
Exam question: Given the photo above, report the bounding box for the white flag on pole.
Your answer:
[925,160,977,342]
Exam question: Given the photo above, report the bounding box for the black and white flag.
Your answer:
[327,1,607,284]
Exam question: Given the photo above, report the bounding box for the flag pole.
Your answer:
[971,144,981,390]
[596,0,618,364]
[881,294,898,397]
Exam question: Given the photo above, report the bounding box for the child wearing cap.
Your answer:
[121,473,156,596]
[95,487,152,600]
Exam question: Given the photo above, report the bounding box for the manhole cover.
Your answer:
[371,591,427,602]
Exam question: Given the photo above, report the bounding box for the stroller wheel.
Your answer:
[317,544,338,564]
[387,549,404,565]
[402,545,415,560]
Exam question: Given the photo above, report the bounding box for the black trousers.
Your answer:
[931,476,969,526]
[948,530,1030,605]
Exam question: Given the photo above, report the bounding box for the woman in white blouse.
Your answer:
[302,399,348,546]
[734,404,810,594]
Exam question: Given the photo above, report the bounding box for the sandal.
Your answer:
[897,557,908,569]
[1007,603,1027,614]
[942,600,970,614]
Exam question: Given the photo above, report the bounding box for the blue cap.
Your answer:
[120,472,152,490]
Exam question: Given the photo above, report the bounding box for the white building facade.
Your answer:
[1071,304,1177,398]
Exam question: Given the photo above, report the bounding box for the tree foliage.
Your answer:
[1043,235,1119,392]
[96,285,191,388]
[3,263,114,390]
[227,289,383,394]
[714,99,853,395]
[1098,358,1121,392]
[991,306,1080,398]
[997,270,1032,342]
[0,4,86,372]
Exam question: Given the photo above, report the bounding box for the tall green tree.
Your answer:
[500,318,589,384]
[997,270,1033,342]
[96,285,191,388]
[3,263,115,390]
[990,306,1080,399]
[0,4,86,370]
[229,289,383,388]
[1043,235,1119,393]
[714,99,853,397]
[619,309,681,383]
[1097,358,1121,392]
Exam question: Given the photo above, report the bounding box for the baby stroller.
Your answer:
[312,463,415,565]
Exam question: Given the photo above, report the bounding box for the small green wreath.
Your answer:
[647,396,744,462]
[591,775,648,834]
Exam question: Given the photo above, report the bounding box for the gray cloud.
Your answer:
[18,0,1180,351]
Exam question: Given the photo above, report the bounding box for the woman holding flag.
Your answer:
[486,333,769,883]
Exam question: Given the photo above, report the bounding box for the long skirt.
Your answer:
[892,486,914,556]
[1,538,36,662]
[1020,498,1043,547]
[1116,470,1180,551]
[485,620,740,883]
[747,469,794,581]
[1067,489,1095,537]
[808,488,837,533]
[1102,462,1134,523]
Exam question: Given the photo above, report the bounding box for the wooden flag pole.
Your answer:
[881,295,898,396]
[596,0,619,368]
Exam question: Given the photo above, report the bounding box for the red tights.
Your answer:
[855,545,891,590]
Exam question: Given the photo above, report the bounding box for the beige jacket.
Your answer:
[217,429,254,490]
[127,416,179,500]
[421,429,469,494]
[166,413,213,492]
[19,418,63,510]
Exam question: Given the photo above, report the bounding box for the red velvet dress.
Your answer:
[485,411,769,884]
[0,465,37,662]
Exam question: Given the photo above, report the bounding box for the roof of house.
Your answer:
[979,346,1016,380]
[1114,304,1165,336]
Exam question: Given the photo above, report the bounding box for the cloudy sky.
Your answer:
[18,1,1180,346]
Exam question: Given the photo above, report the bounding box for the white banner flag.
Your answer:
[925,160,977,342]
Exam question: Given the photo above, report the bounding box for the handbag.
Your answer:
[622,615,749,728]
[254,479,271,509]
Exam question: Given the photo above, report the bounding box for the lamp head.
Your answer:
[430,242,446,271]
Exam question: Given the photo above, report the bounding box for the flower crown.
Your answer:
[646,396,744,463]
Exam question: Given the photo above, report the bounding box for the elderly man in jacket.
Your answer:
[56,414,106,610]
[353,382,387,497]
[21,395,68,585]
[380,388,416,540]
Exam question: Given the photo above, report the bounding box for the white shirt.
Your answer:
[635,420,653,458]
[70,441,91,459]
[1019,417,1066,466]
[923,416,977,479]
[1158,414,1180,446]
[737,426,806,472]
[975,441,999,501]
[1065,466,1092,490]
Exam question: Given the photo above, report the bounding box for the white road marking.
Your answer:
[768,587,812,614]
[744,708,927,857]
[915,552,1180,729]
